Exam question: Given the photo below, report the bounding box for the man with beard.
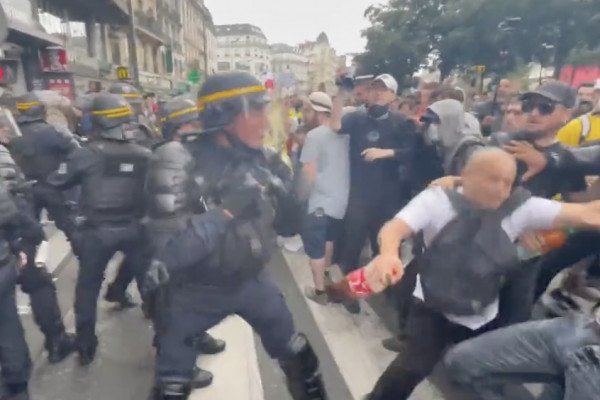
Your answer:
[557,82,600,146]
[299,92,350,305]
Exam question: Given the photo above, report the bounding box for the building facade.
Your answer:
[299,32,337,92]
[215,24,270,77]
[9,0,129,96]
[270,43,309,95]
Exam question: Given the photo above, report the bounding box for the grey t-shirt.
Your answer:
[300,124,350,219]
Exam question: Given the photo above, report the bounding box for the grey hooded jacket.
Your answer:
[428,99,484,174]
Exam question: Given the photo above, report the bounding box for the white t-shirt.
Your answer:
[396,186,562,330]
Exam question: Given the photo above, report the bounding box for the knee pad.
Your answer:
[18,266,54,294]
[279,333,327,400]
[154,377,191,400]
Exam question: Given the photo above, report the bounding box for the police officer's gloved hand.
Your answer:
[220,185,261,220]
[142,259,170,295]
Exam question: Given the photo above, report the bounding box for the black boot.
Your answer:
[152,377,191,400]
[280,333,328,400]
[46,332,76,364]
[2,383,29,400]
[104,285,137,309]
[192,366,213,389]
[77,337,98,366]
[193,332,226,355]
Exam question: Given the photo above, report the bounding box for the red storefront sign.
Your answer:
[40,47,69,72]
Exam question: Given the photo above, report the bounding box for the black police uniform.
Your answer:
[0,184,32,400]
[0,143,74,363]
[11,93,79,249]
[151,73,327,400]
[47,93,153,365]
[102,85,161,305]
[143,99,225,389]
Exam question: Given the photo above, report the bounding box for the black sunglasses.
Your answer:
[521,99,557,116]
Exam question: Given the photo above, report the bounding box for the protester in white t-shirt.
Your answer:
[367,148,600,400]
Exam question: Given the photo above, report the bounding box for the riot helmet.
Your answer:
[109,82,144,115]
[160,99,199,140]
[89,93,135,140]
[197,72,270,133]
[16,92,47,123]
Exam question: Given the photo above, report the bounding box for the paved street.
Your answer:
[20,229,541,400]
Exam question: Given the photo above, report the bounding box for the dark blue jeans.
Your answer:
[444,316,600,400]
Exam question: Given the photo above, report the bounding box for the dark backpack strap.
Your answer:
[444,189,477,215]
[496,187,532,219]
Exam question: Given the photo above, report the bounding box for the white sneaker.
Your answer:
[282,235,303,252]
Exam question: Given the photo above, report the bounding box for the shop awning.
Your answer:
[7,19,64,47]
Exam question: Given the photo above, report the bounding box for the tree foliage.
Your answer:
[358,0,600,83]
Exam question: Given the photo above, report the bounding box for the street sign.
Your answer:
[473,65,486,74]
[116,66,130,81]
[187,69,201,84]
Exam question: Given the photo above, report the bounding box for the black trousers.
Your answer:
[32,183,76,244]
[370,301,488,400]
[75,222,151,345]
[18,242,65,342]
[17,196,66,343]
[339,197,398,274]
[0,290,31,387]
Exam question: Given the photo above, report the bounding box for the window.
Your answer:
[218,62,231,71]
[111,42,121,65]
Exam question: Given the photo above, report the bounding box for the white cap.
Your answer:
[594,78,600,91]
[308,91,333,113]
[374,74,399,94]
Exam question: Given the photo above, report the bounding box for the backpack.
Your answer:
[419,187,531,316]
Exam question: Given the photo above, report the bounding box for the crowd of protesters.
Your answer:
[277,73,600,399]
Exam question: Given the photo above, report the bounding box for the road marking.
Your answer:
[192,316,264,400]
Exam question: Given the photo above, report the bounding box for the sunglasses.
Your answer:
[521,99,557,116]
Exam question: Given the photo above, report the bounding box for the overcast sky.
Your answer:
[204,0,378,55]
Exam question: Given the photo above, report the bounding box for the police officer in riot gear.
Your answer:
[47,93,153,365]
[144,99,226,389]
[0,110,75,365]
[150,72,328,400]
[103,82,161,307]
[10,92,79,252]
[0,182,33,400]
[109,82,160,147]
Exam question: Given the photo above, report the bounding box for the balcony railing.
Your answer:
[134,10,165,42]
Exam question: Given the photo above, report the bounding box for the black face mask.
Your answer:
[368,104,389,119]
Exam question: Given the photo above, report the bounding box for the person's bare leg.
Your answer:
[309,258,327,291]
[324,241,334,269]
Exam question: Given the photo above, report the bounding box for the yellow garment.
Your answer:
[289,108,303,124]
[265,99,292,169]
[557,113,600,147]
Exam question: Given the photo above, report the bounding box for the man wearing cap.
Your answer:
[299,92,349,305]
[493,81,587,199]
[331,73,419,313]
